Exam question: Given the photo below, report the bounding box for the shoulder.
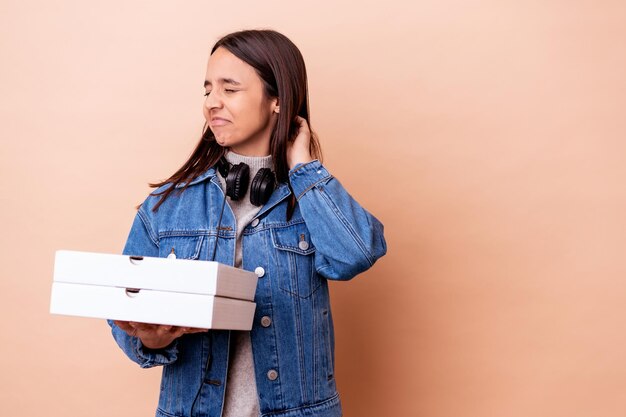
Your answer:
[139,183,174,213]
[138,168,217,218]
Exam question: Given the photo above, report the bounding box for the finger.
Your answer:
[185,327,209,334]
[130,322,157,331]
[169,327,206,337]
[116,322,139,338]
[113,320,129,328]
[168,327,189,339]
[295,116,309,129]
[114,320,133,333]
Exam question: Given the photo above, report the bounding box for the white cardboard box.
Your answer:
[50,250,258,330]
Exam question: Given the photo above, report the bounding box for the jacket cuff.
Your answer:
[288,160,332,200]
[133,337,178,368]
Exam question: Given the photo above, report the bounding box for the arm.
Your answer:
[107,206,180,368]
[286,116,387,280]
[289,160,387,280]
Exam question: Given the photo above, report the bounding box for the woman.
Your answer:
[109,29,386,417]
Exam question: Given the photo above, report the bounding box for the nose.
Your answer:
[204,90,223,110]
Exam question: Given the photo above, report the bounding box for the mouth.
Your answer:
[210,117,230,127]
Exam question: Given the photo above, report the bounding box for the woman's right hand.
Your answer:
[114,320,207,349]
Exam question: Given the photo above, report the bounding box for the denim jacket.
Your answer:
[108,160,387,417]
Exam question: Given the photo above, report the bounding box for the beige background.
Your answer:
[1,1,626,416]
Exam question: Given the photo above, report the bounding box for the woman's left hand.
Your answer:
[287,116,314,170]
[114,320,207,349]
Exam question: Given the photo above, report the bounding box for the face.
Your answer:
[203,47,278,156]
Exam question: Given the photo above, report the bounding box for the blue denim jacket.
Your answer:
[108,160,387,417]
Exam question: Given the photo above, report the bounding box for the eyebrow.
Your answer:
[204,78,241,87]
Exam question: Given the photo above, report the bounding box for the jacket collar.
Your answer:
[173,165,293,218]
[174,167,217,188]
[253,181,292,220]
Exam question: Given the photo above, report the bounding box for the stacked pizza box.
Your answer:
[50,250,258,330]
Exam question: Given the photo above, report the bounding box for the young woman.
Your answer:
[109,29,386,417]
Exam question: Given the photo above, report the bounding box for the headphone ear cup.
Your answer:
[226,163,250,201]
[250,168,276,206]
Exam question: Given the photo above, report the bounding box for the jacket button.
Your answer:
[260,316,272,327]
[254,266,265,278]
[267,369,278,381]
[298,240,309,250]
[251,218,260,227]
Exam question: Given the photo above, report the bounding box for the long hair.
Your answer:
[147,29,322,212]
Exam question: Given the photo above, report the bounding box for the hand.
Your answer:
[287,116,313,170]
[114,320,207,350]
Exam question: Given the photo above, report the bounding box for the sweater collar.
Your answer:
[174,151,273,189]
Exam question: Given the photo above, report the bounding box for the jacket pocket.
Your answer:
[271,222,320,298]
[158,234,205,260]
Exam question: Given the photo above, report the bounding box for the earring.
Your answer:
[274,107,280,114]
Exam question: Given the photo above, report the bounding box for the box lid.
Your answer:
[53,250,257,300]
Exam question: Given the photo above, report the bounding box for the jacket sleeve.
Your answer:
[289,160,387,280]
[106,205,179,368]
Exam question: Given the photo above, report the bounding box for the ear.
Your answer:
[271,98,279,114]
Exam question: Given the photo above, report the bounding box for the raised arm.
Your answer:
[289,160,387,280]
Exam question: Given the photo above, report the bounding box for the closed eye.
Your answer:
[204,89,237,96]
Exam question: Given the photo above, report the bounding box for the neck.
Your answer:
[229,136,271,157]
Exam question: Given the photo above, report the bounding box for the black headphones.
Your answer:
[216,157,276,206]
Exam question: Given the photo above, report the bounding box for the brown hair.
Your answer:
[147,29,322,212]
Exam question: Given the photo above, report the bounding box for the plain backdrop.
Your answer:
[1,1,626,416]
